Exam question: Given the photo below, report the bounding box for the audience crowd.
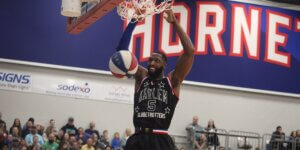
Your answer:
[1,111,300,150]
[0,112,132,150]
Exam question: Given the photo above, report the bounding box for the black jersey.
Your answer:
[133,76,179,130]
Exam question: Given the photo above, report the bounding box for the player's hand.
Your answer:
[163,9,176,24]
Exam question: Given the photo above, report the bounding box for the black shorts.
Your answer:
[124,133,176,150]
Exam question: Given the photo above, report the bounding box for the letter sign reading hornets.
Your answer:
[133,77,178,130]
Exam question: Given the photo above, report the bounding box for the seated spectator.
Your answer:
[25,125,44,146]
[0,112,7,133]
[111,132,122,150]
[69,134,78,148]
[10,118,22,137]
[23,117,35,130]
[91,133,102,149]
[205,119,219,148]
[82,138,95,150]
[58,141,71,150]
[28,135,42,150]
[45,119,57,136]
[22,120,33,138]
[77,127,91,144]
[56,129,64,144]
[4,134,13,149]
[11,137,20,150]
[20,139,27,148]
[11,127,21,138]
[43,133,59,150]
[0,122,7,149]
[121,128,132,148]
[61,117,78,136]
[186,116,206,150]
[99,130,110,149]
[63,133,70,144]
[270,126,285,149]
[85,121,100,138]
[105,145,112,150]
[36,124,45,136]
[295,130,300,150]
[71,141,81,150]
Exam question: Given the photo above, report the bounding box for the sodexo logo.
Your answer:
[57,82,91,93]
[0,72,31,84]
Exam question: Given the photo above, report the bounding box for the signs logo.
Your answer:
[57,82,91,93]
[0,71,32,91]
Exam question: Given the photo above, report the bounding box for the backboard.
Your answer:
[66,0,123,34]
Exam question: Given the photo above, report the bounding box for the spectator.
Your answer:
[29,135,42,149]
[270,126,285,150]
[77,127,91,144]
[23,117,35,130]
[20,139,27,148]
[10,118,22,137]
[22,120,33,138]
[105,146,111,150]
[99,130,110,149]
[91,133,102,149]
[36,124,45,136]
[71,141,81,150]
[58,141,71,150]
[85,121,100,138]
[4,134,13,149]
[11,137,20,150]
[205,119,219,148]
[0,112,7,133]
[0,122,7,149]
[25,125,44,146]
[11,127,21,139]
[171,136,179,150]
[61,117,78,136]
[45,119,57,136]
[186,116,206,150]
[63,133,70,144]
[121,128,132,148]
[82,138,95,150]
[43,133,59,150]
[56,129,64,144]
[111,132,122,150]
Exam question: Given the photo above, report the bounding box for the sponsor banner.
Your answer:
[1,0,300,96]
[0,70,32,92]
[0,69,134,104]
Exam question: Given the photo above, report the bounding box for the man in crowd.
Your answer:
[121,128,132,148]
[25,125,44,146]
[271,126,285,149]
[43,133,59,150]
[61,117,78,136]
[186,116,206,149]
[85,121,100,138]
[46,119,57,136]
[82,138,95,150]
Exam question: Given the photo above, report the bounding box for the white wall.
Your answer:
[0,62,299,138]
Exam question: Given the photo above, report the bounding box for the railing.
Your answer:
[262,134,300,150]
[190,129,261,150]
[178,129,300,150]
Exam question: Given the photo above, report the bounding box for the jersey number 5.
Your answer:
[147,100,156,111]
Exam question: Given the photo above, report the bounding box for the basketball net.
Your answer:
[117,0,173,22]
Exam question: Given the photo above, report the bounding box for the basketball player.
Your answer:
[117,9,194,150]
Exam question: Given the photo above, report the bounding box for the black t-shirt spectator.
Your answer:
[61,124,78,136]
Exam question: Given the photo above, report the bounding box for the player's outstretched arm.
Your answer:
[116,18,147,87]
[164,9,195,90]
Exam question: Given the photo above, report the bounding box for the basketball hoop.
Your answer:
[117,0,173,22]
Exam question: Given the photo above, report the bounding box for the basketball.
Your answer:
[109,50,138,79]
